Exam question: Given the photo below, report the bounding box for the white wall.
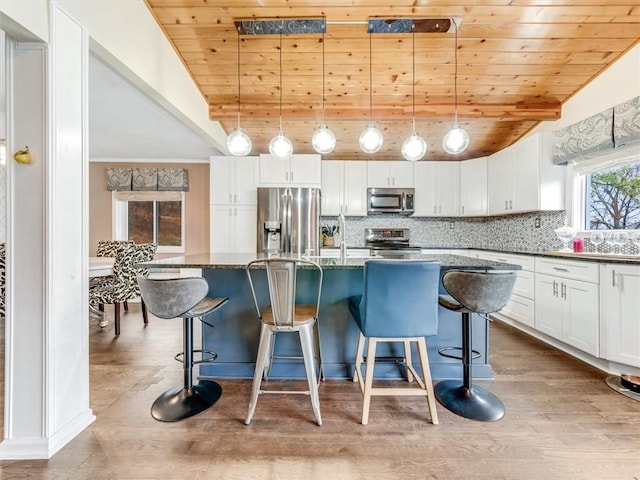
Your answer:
[0,0,49,42]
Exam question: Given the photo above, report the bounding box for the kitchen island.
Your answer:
[139,252,521,381]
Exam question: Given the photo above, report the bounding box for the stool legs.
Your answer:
[434,312,505,422]
[151,316,222,422]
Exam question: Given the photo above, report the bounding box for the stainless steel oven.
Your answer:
[364,228,422,254]
[367,188,415,215]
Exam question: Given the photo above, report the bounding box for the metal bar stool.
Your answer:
[138,277,228,422]
[435,270,517,422]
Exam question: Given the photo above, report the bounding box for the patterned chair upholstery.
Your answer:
[91,240,135,288]
[89,242,157,335]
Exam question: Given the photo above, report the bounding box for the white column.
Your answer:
[1,4,93,460]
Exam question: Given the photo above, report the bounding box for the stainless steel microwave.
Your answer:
[367,188,415,215]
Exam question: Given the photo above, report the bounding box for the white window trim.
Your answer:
[111,191,186,254]
[571,146,640,235]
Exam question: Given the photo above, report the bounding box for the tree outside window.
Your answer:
[586,163,640,230]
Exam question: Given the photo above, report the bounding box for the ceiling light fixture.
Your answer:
[227,32,252,156]
[359,32,383,154]
[442,18,470,155]
[269,30,293,161]
[401,28,427,161]
[312,30,336,154]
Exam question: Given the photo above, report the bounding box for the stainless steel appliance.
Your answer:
[364,227,422,254]
[257,187,321,255]
[367,187,415,215]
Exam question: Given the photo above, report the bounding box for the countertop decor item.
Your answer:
[13,146,32,164]
[554,225,577,252]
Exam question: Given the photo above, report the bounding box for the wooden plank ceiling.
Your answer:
[145,1,640,161]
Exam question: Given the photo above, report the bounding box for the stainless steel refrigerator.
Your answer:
[257,187,321,255]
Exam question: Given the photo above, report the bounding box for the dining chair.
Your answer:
[244,257,324,426]
[138,276,229,421]
[349,259,441,425]
[89,242,157,335]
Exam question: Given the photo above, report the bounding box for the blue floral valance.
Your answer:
[553,95,640,165]
[107,167,189,191]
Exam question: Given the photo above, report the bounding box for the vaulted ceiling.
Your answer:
[144,1,640,161]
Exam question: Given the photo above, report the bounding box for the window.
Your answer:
[113,191,185,253]
[585,163,640,230]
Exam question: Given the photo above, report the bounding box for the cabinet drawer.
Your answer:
[513,269,535,300]
[535,257,599,283]
[500,294,535,329]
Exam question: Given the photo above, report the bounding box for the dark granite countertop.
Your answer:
[138,252,522,271]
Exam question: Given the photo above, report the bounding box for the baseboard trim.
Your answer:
[0,409,95,460]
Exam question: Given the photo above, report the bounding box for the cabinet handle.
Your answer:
[561,282,566,299]
[461,205,465,214]
[291,171,294,182]
[552,281,558,297]
[439,206,442,214]
[392,177,395,186]
[612,270,617,287]
[497,258,507,262]
[505,200,509,210]
[433,206,437,214]
[509,200,513,210]
[552,267,569,272]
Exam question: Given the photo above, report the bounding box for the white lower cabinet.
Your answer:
[210,205,256,253]
[535,258,599,357]
[599,263,640,368]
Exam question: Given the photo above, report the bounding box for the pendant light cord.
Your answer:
[453,18,459,126]
[321,30,326,125]
[279,30,283,133]
[411,29,416,131]
[369,32,373,123]
[236,33,241,129]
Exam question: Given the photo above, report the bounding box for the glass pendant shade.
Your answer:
[442,125,470,155]
[401,131,427,161]
[359,123,384,154]
[312,124,336,154]
[227,127,252,156]
[269,131,293,160]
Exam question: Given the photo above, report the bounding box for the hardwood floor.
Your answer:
[1,306,639,479]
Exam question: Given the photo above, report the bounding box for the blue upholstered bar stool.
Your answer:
[435,270,517,422]
[349,259,440,425]
[138,277,228,422]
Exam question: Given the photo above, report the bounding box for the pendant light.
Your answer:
[401,28,427,161]
[359,32,383,154]
[227,33,252,156]
[442,18,469,155]
[269,30,293,161]
[312,30,336,154]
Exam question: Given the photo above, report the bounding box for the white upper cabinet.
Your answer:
[367,161,414,188]
[459,157,488,216]
[321,161,367,216]
[210,156,258,205]
[258,153,321,187]
[413,161,459,217]
[488,132,564,215]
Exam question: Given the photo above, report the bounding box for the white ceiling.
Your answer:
[89,54,223,160]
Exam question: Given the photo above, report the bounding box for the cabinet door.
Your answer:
[563,278,599,356]
[290,154,321,186]
[412,162,437,216]
[210,156,233,205]
[210,205,233,252]
[436,162,460,216]
[234,205,257,253]
[600,264,640,367]
[234,156,258,205]
[511,135,540,212]
[535,274,563,341]
[321,161,344,216]
[390,162,414,188]
[459,157,488,216]
[367,162,391,187]
[488,147,512,215]
[343,161,368,216]
[258,153,288,185]
[501,294,535,328]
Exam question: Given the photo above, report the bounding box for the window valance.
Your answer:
[106,167,189,191]
[553,95,640,165]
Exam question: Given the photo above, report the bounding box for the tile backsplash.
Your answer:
[322,211,639,255]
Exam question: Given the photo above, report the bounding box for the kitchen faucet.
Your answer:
[338,212,347,259]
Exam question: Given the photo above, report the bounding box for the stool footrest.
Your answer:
[437,346,481,361]
[174,349,218,365]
